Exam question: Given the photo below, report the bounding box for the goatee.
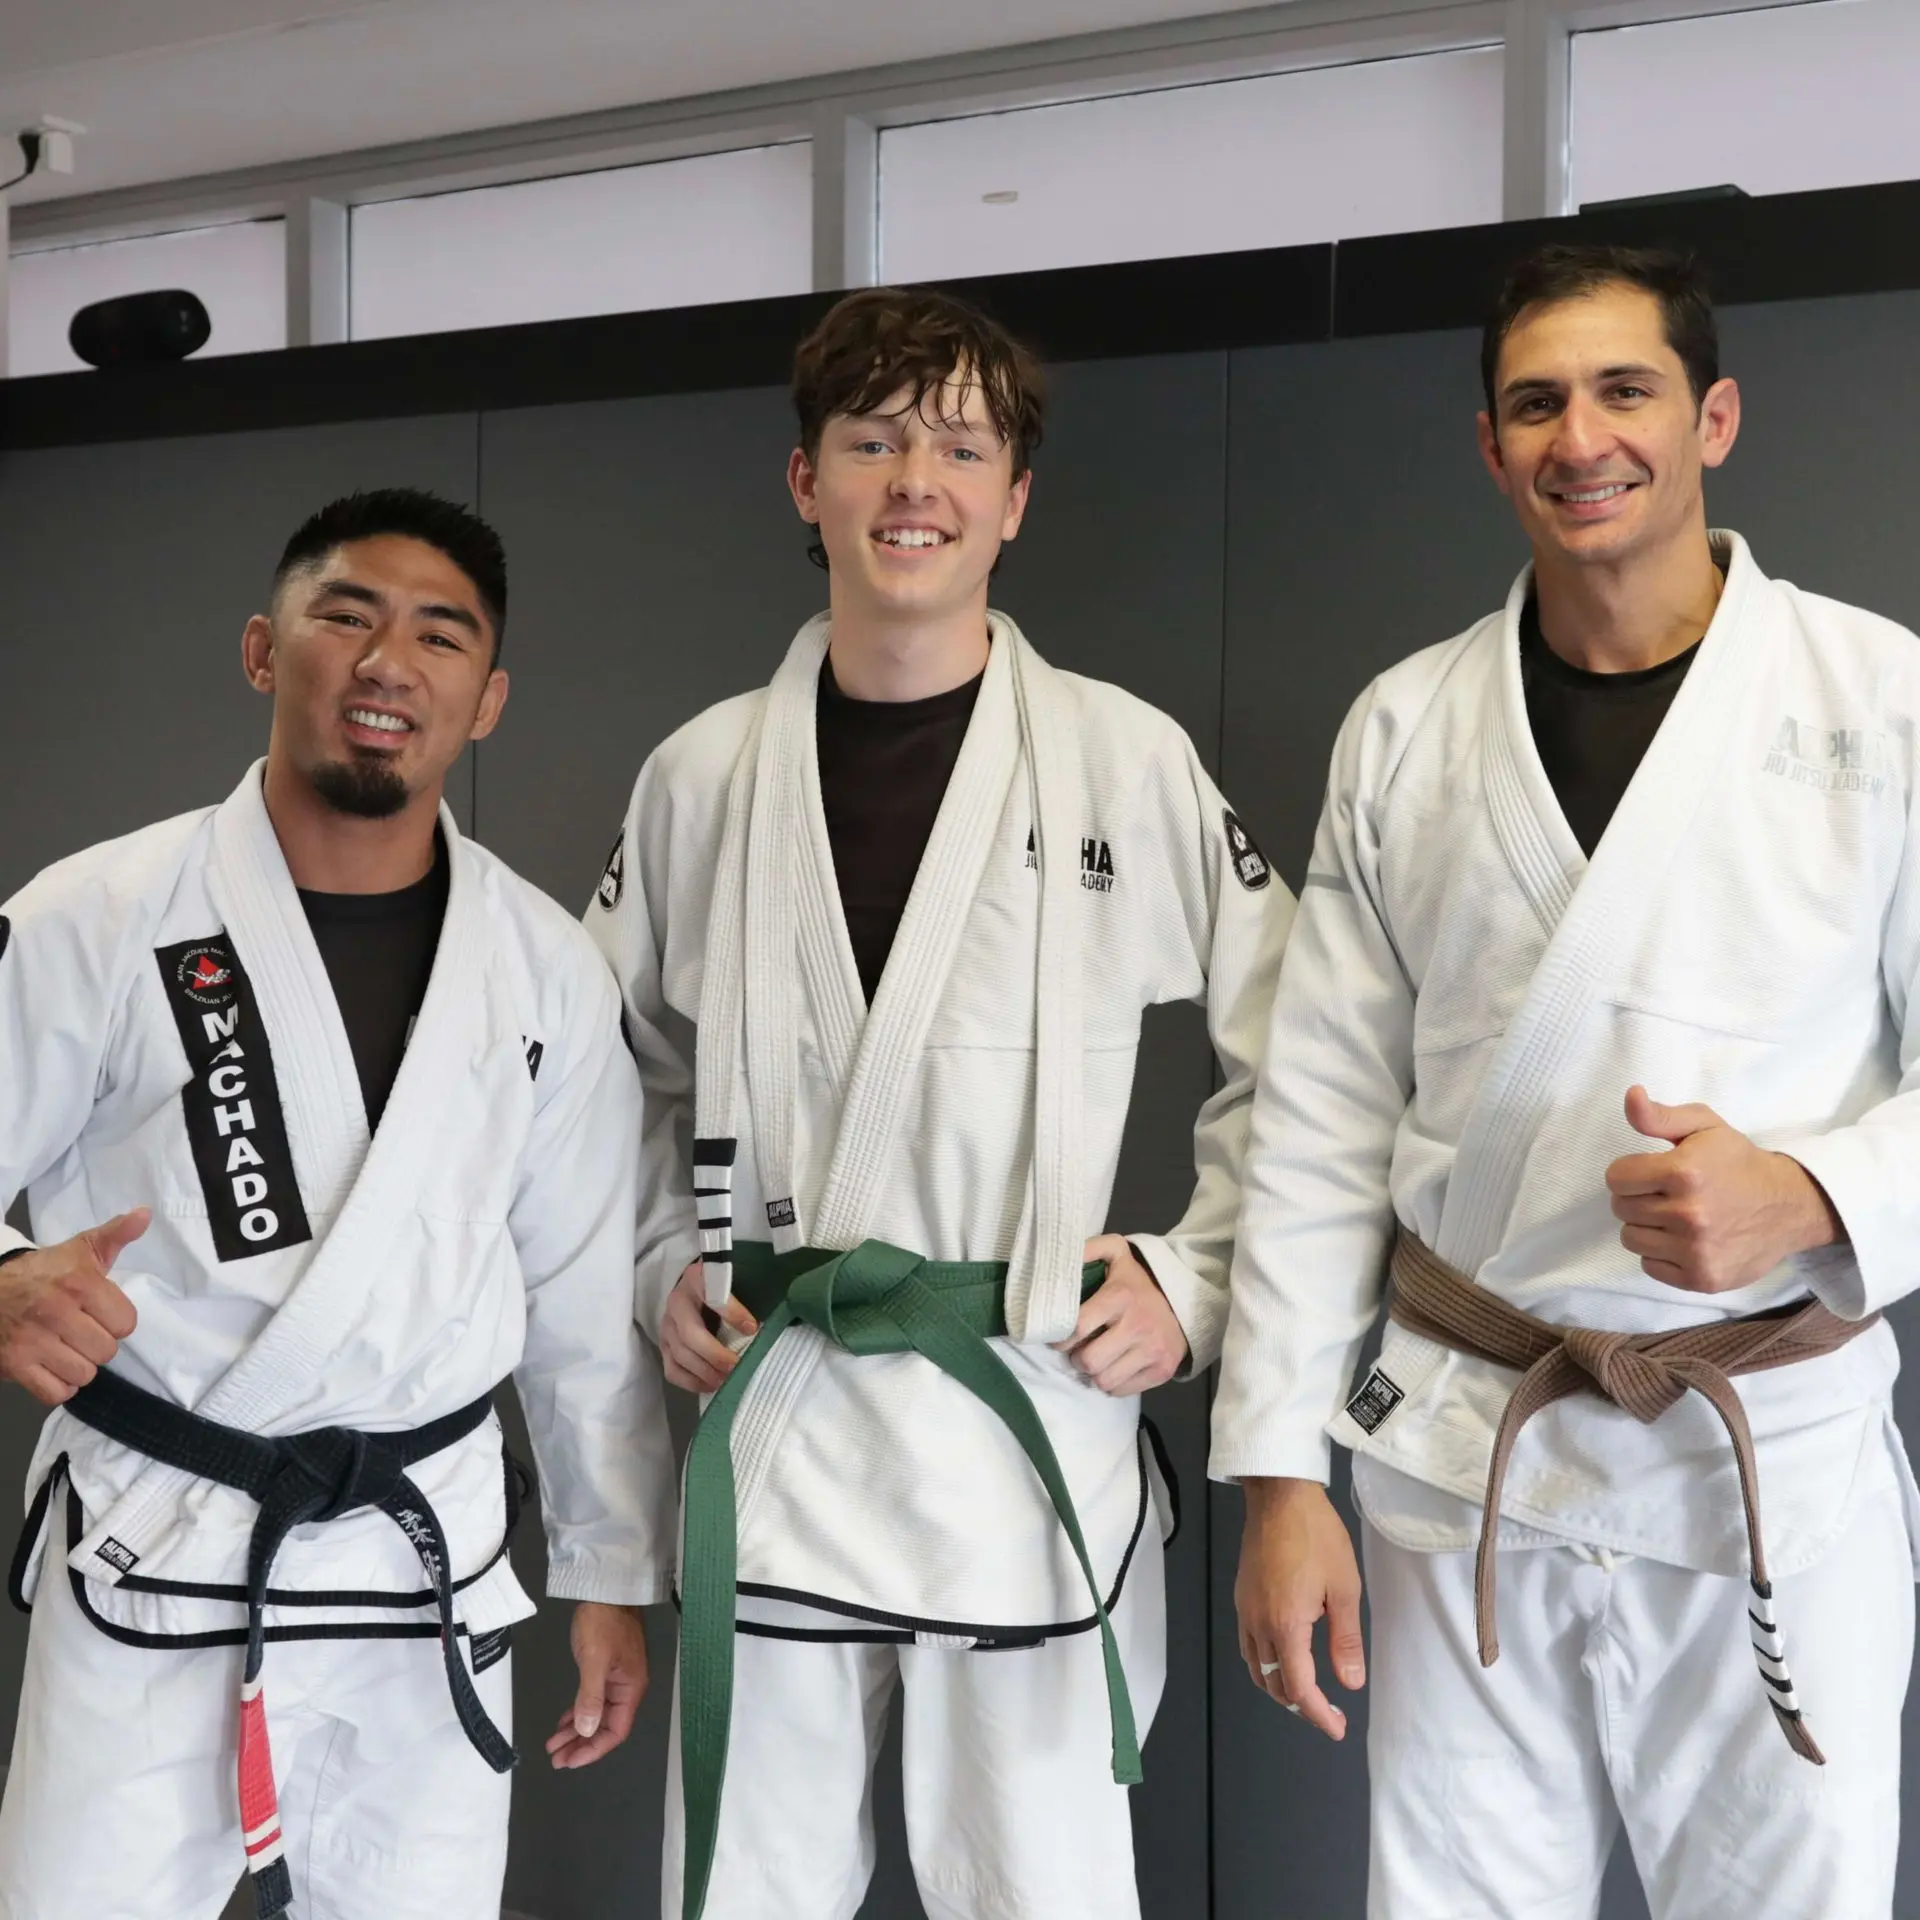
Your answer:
[311,756,410,819]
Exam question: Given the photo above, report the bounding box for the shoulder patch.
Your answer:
[1345,1365,1404,1435]
[596,833,625,911]
[1223,810,1272,891]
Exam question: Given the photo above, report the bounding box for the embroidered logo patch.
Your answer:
[1345,1366,1405,1434]
[596,833,625,911]
[766,1197,796,1231]
[468,1625,512,1675]
[156,934,313,1263]
[94,1537,139,1574]
[1223,810,1272,891]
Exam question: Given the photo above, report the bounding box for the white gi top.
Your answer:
[591,614,1294,1635]
[1212,533,1920,1579]
[0,764,678,1639]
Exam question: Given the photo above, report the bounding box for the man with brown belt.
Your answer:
[1212,242,1919,1918]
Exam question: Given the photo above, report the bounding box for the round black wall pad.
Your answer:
[68,289,212,369]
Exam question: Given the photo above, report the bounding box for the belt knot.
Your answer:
[1558,1327,1687,1425]
[278,1427,405,1520]
[786,1240,924,1354]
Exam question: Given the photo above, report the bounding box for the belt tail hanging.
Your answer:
[237,1668,292,1918]
[1748,1577,1825,1765]
[693,1138,738,1308]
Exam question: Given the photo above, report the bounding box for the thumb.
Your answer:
[81,1207,151,1272]
[572,1647,608,1739]
[1623,1085,1721,1146]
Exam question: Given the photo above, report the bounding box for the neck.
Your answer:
[1531,519,1724,674]
[824,589,991,702]
[261,750,443,893]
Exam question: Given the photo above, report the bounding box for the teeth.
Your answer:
[1562,484,1630,503]
[877,528,948,548]
[347,709,410,733]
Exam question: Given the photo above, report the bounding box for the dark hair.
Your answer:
[1481,243,1719,420]
[272,488,508,658]
[792,288,1047,568]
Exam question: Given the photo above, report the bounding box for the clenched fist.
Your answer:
[1055,1236,1189,1396]
[0,1209,146,1405]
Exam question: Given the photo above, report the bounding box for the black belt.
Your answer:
[49,1369,516,1917]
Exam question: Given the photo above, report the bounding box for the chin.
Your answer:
[310,754,413,820]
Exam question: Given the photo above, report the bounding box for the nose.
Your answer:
[890,441,940,501]
[353,632,415,692]
[1549,391,1614,468]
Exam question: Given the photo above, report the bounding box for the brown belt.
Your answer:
[1386,1228,1877,1766]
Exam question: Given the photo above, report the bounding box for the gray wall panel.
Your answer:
[475,354,1229,1919]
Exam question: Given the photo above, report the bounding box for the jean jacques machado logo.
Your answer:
[176,946,236,1007]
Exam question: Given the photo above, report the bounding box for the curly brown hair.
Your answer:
[792,286,1047,478]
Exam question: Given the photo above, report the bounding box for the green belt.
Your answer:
[678,1240,1141,1920]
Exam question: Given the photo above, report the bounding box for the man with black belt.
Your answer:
[0,489,675,1918]
[590,287,1291,1920]
[1214,243,1920,1917]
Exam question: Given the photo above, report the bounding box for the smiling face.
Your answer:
[1478,281,1739,571]
[244,533,508,820]
[787,370,1031,631]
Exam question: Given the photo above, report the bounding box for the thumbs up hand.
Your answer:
[1604,1089,1840,1294]
[0,1209,146,1405]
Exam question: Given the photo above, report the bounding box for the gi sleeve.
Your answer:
[582,755,702,1343]
[0,866,138,1258]
[1208,685,1417,1484]
[1119,729,1294,1376]
[1774,759,1920,1319]
[510,939,678,1606]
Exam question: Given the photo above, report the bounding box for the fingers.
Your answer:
[660,1294,740,1395]
[1275,1616,1347,1740]
[717,1293,757,1338]
[570,1663,607,1743]
[80,1208,150,1273]
[1604,1151,1678,1198]
[1326,1571,1367,1693]
[1056,1277,1121,1353]
[1622,1086,1722,1146]
[65,1271,137,1343]
[11,1361,78,1407]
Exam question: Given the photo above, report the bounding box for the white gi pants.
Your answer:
[1363,1482,1914,1920]
[664,1539,1166,1920]
[0,1550,514,1920]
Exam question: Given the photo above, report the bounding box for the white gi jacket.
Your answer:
[1212,532,1920,1579]
[591,613,1292,1635]
[0,764,677,1643]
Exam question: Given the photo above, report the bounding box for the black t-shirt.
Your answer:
[296,833,450,1129]
[816,657,983,1004]
[1520,595,1701,859]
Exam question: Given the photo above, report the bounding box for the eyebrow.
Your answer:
[313,577,480,635]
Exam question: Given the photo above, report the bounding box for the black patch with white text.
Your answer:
[1223,810,1272,891]
[596,833,625,911]
[157,935,313,1263]
[1345,1366,1405,1434]
[766,1198,796,1232]
[468,1624,512,1675]
[94,1537,139,1574]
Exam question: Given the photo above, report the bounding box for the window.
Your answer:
[879,47,1504,282]
[349,142,813,340]
[1573,0,1920,207]
[8,220,286,378]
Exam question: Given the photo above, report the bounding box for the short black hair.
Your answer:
[272,488,508,657]
[1481,243,1720,420]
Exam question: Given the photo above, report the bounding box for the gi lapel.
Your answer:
[85,767,491,1563]
[1436,531,1771,1276]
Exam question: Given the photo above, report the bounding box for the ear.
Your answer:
[1000,468,1033,544]
[787,446,821,525]
[1475,410,1511,495]
[241,613,276,694]
[467,667,510,745]
[1698,375,1741,471]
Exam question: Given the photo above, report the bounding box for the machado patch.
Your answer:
[157,934,313,1263]
[1223,810,1272,891]
[596,833,625,912]
[1345,1365,1405,1435]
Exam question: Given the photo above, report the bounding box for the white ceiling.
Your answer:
[0,0,1279,206]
